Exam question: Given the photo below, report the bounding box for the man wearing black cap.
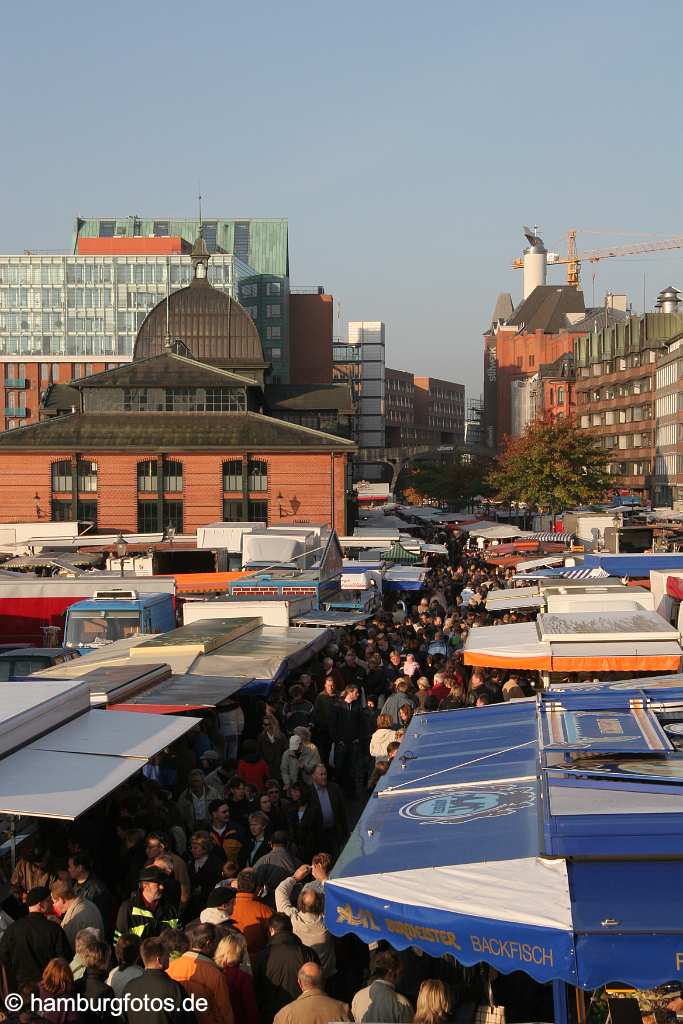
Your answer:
[0,885,71,987]
[114,867,180,943]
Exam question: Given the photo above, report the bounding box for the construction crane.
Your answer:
[513,228,683,288]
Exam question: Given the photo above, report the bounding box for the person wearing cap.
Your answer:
[0,885,71,988]
[280,734,306,794]
[114,867,180,944]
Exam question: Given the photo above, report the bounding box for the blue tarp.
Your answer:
[581,552,683,576]
[326,694,683,990]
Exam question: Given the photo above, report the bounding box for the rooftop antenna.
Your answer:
[198,184,203,239]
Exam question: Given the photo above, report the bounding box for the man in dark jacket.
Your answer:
[114,868,180,943]
[0,885,71,987]
[312,677,339,765]
[123,936,193,1024]
[254,832,300,903]
[330,686,368,798]
[300,764,349,859]
[253,913,317,1022]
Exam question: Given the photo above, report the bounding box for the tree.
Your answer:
[401,454,494,509]
[487,417,609,517]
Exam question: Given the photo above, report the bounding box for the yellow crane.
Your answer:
[513,228,683,288]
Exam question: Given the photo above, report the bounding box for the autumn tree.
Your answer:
[401,454,494,509]
[487,417,609,518]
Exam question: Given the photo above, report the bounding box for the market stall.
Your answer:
[325,690,683,1020]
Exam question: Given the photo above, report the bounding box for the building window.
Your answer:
[270,348,282,360]
[51,459,73,493]
[247,459,268,491]
[223,498,245,521]
[77,460,98,493]
[164,501,183,533]
[201,222,218,251]
[99,221,115,238]
[137,459,158,493]
[233,222,250,261]
[51,499,73,522]
[241,283,258,299]
[153,221,170,236]
[223,459,243,492]
[266,282,282,296]
[245,305,258,320]
[78,500,97,526]
[248,500,268,522]
[549,387,554,406]
[164,460,183,492]
[124,388,148,412]
[528,355,535,367]
[266,326,281,340]
[137,501,159,533]
[557,386,565,404]
[266,304,281,318]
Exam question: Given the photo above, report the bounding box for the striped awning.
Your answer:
[561,567,609,579]
[529,532,575,543]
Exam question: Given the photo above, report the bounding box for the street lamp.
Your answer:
[115,534,128,578]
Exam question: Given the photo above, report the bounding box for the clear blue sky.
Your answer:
[2,0,682,398]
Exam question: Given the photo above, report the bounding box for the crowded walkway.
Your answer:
[0,523,552,1024]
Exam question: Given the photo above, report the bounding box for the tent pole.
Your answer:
[9,817,16,872]
[575,986,586,1024]
[552,980,569,1024]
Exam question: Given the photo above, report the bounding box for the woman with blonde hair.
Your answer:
[369,713,397,763]
[414,978,454,1024]
[214,933,258,1024]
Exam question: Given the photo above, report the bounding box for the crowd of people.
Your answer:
[0,526,554,1024]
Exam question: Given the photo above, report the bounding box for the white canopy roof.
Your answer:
[0,710,199,819]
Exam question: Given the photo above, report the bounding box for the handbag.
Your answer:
[474,976,506,1024]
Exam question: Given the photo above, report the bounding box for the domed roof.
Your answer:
[133,240,266,367]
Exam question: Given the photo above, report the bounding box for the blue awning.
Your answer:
[582,552,683,576]
[326,694,683,990]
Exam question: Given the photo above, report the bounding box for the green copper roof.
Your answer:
[73,218,289,277]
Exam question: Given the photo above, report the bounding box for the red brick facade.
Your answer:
[1,362,123,431]
[0,451,349,534]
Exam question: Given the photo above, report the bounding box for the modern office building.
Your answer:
[414,375,465,447]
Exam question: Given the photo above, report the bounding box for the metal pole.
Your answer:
[552,980,569,1024]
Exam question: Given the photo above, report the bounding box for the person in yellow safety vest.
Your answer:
[114,867,180,943]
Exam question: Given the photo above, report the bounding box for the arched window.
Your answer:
[137,460,157,492]
[247,459,268,491]
[77,460,98,493]
[51,459,72,493]
[223,459,243,492]
[164,460,183,493]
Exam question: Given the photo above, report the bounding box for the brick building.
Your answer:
[575,302,683,500]
[289,289,334,386]
[483,285,628,447]
[0,239,354,532]
[385,368,417,446]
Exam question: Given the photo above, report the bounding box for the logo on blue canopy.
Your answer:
[400,785,535,825]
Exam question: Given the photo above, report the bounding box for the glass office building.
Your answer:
[0,254,254,360]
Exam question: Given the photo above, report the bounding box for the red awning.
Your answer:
[667,576,683,600]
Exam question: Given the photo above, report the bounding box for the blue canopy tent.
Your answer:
[325,691,683,1019]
